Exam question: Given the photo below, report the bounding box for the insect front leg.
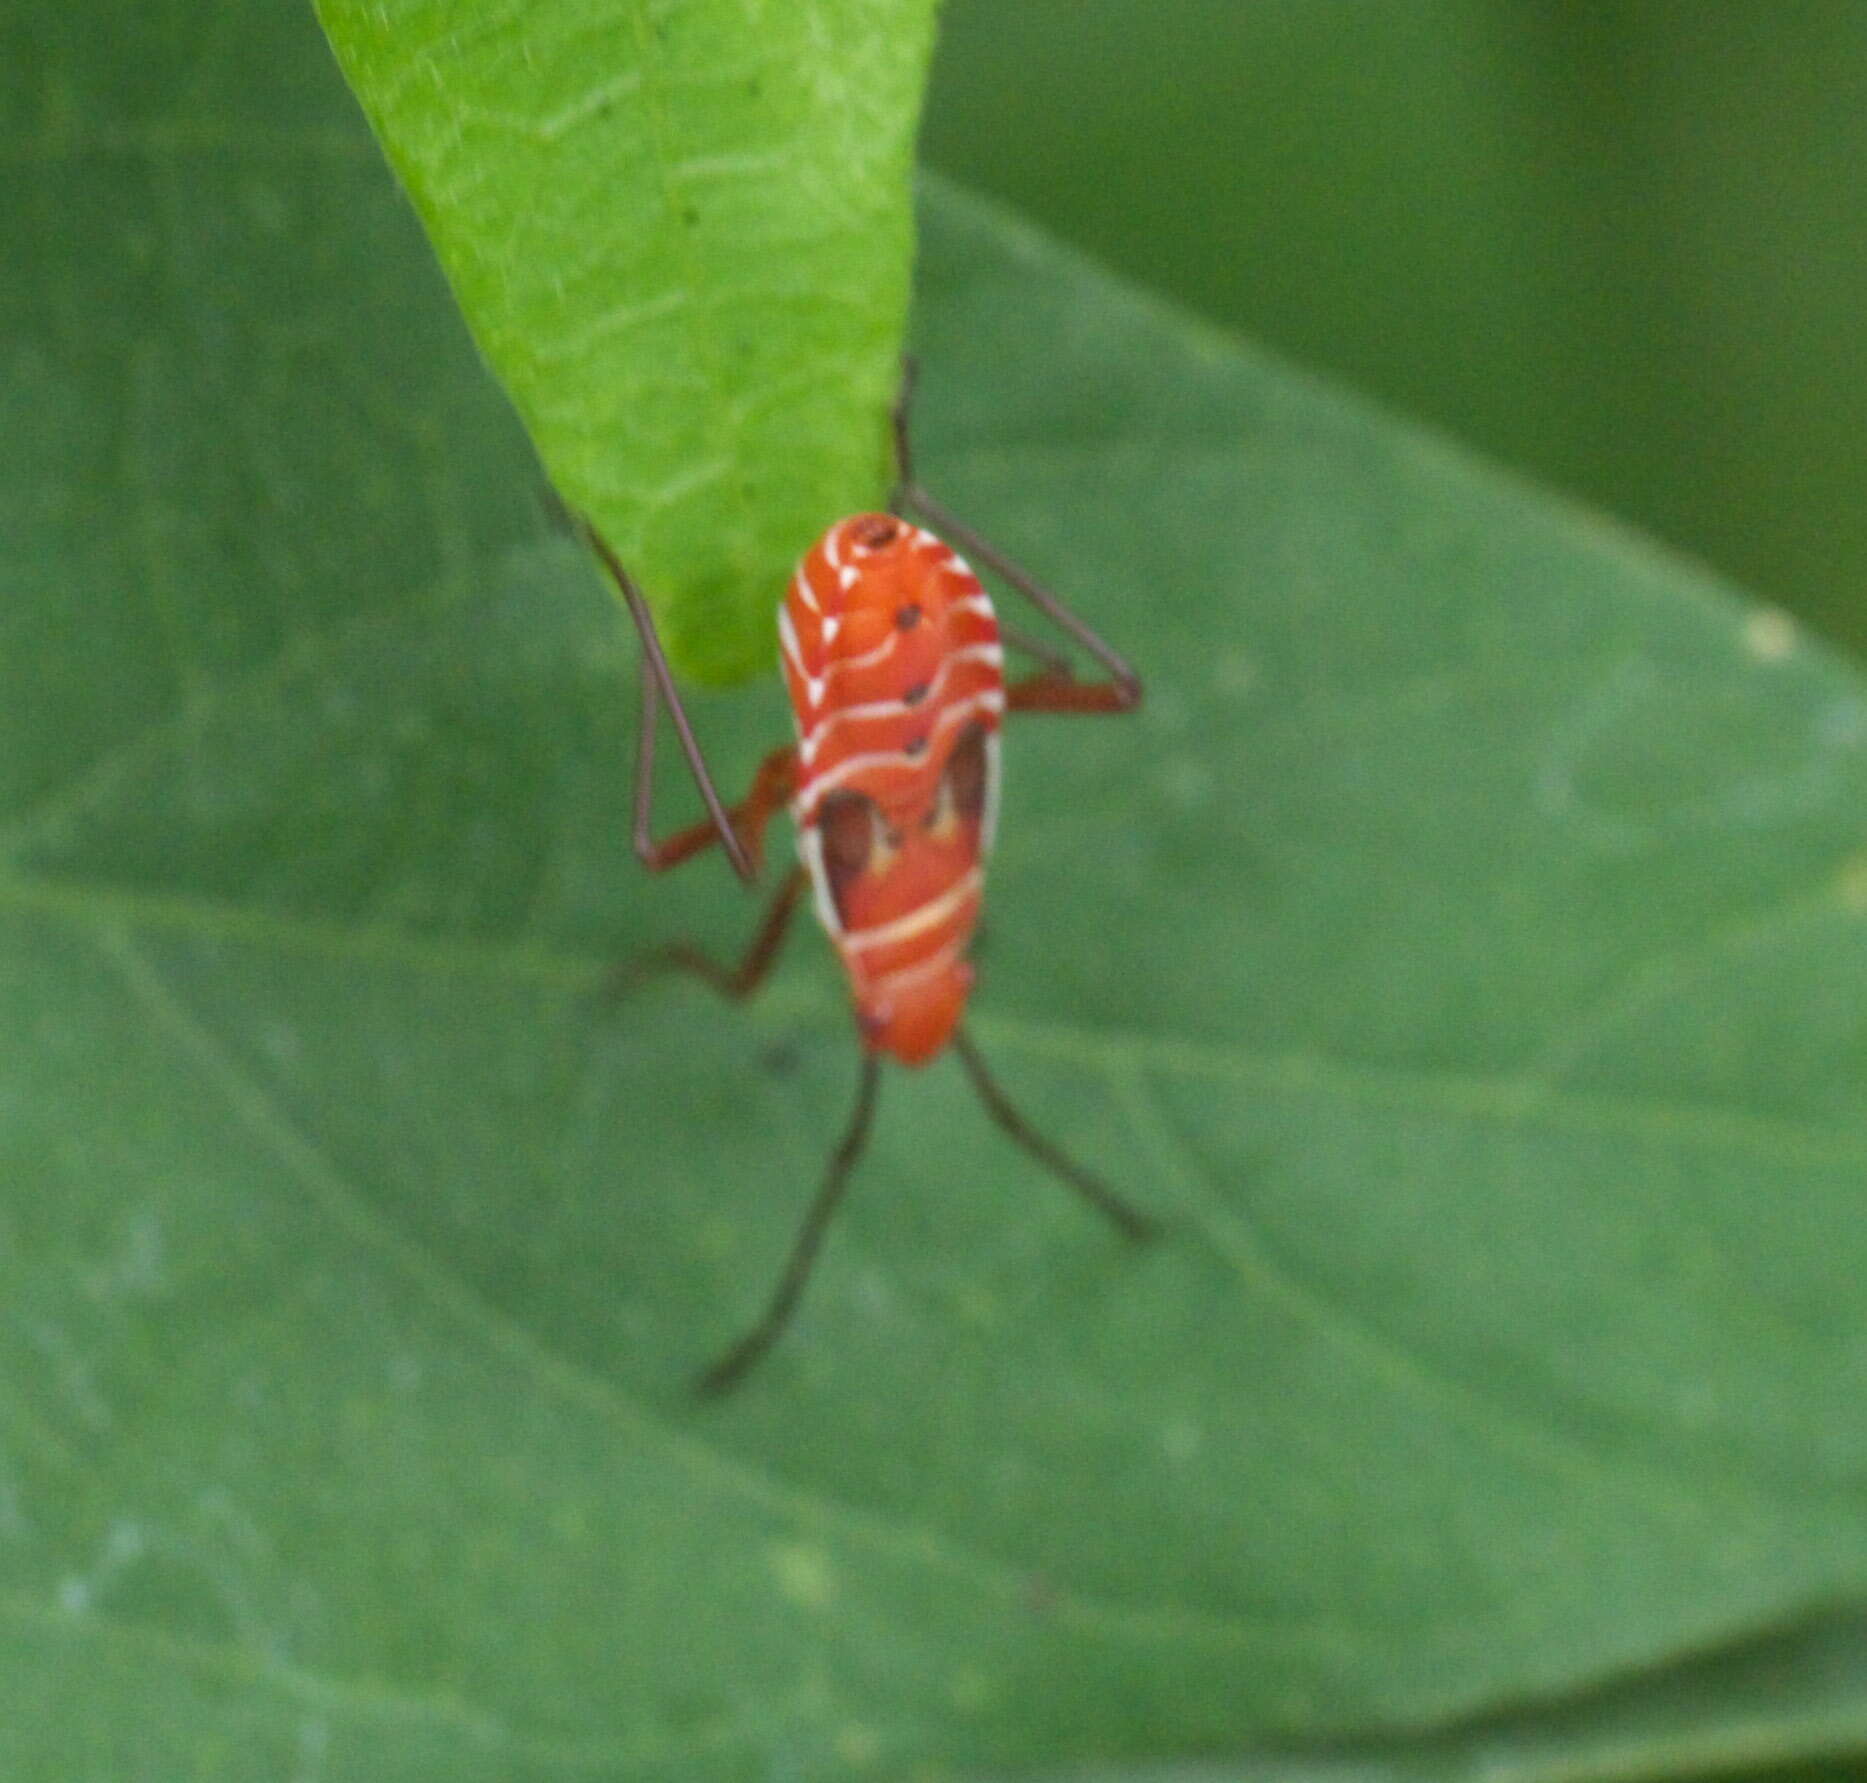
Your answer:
[634,692,797,877]
[887,364,1142,714]
[995,621,1076,682]
[561,503,762,882]
[913,492,1142,713]
[1003,669,1138,716]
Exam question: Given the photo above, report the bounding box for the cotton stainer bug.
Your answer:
[570,374,1154,1393]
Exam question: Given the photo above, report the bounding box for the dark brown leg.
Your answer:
[886,354,924,513]
[635,738,797,877]
[696,1050,884,1396]
[612,865,808,1003]
[1004,670,1137,715]
[564,505,758,883]
[906,485,1142,711]
[997,620,1075,680]
[953,1029,1155,1241]
[888,363,1142,713]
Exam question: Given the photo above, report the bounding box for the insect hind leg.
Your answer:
[695,1050,884,1396]
[954,1028,1155,1241]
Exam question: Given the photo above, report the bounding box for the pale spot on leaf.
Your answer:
[770,1541,835,1608]
[1744,607,1797,662]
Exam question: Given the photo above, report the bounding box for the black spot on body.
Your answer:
[904,735,928,758]
[903,681,929,706]
[895,603,922,631]
[947,721,990,821]
[817,790,878,925]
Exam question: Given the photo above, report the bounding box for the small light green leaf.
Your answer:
[311,0,940,685]
[4,4,1867,1780]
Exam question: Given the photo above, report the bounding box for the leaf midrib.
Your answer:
[5,860,1858,1526]
[0,865,1858,1173]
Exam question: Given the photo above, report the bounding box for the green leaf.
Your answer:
[311,0,940,686]
[5,3,1867,1779]
[1003,1608,1867,1783]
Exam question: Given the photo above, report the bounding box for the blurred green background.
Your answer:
[924,0,1867,654]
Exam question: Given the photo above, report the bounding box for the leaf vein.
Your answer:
[93,927,1310,1658]
[6,871,1867,1178]
[0,1587,780,1770]
[1110,1063,1720,1517]
[0,565,482,863]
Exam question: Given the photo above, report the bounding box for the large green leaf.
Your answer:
[5,3,1867,1779]
[312,0,939,686]
[1019,1609,1867,1783]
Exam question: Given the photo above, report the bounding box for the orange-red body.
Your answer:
[781,514,1004,1065]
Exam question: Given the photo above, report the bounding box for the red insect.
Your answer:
[575,379,1153,1392]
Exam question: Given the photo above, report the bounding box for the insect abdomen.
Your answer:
[780,514,1005,1063]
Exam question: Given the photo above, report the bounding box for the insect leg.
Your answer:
[906,486,1142,711]
[612,865,807,1003]
[1003,669,1139,715]
[564,506,757,882]
[695,1050,884,1396]
[635,739,797,877]
[886,365,1141,712]
[953,1028,1155,1241]
[996,620,1075,680]
[886,353,924,507]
